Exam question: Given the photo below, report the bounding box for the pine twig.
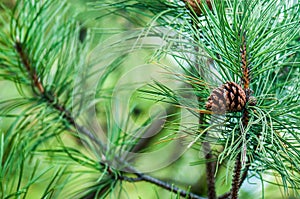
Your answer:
[193,20,217,199]
[230,153,242,199]
[15,41,44,94]
[218,164,249,199]
[182,0,212,16]
[183,0,217,195]
[15,40,108,150]
[230,33,250,199]
[191,3,217,196]
[123,172,206,199]
[230,109,249,199]
[202,141,216,199]
[15,40,206,199]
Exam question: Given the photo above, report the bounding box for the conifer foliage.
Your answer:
[0,0,299,199]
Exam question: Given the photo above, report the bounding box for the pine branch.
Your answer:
[183,0,212,16]
[15,41,44,94]
[241,35,249,90]
[198,64,216,199]
[191,8,216,197]
[13,28,207,199]
[230,33,251,199]
[229,153,242,199]
[4,0,300,198]
[218,164,250,199]
[202,141,216,199]
[14,40,98,143]
[121,172,206,199]
[230,109,250,199]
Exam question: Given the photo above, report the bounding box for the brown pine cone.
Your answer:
[183,0,212,16]
[206,82,247,114]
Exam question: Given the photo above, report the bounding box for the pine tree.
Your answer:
[0,0,299,199]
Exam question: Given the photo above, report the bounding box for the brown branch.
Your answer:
[230,108,249,199]
[241,34,249,90]
[126,173,206,199]
[192,19,217,199]
[15,41,44,94]
[229,33,251,199]
[202,141,216,199]
[230,153,242,199]
[239,163,250,187]
[183,0,212,16]
[228,111,249,199]
[14,40,207,199]
[218,164,249,199]
[194,45,217,199]
[180,4,218,197]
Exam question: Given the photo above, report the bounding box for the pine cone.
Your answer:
[183,0,212,16]
[206,82,246,114]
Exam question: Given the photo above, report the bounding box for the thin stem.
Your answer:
[230,33,251,199]
[182,0,212,16]
[239,163,249,187]
[15,40,207,199]
[202,141,216,199]
[230,110,249,199]
[230,153,242,199]
[192,18,217,199]
[15,41,106,151]
[241,34,249,90]
[127,173,206,199]
[218,164,249,199]
[15,41,44,93]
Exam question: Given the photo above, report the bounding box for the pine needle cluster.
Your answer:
[0,0,299,199]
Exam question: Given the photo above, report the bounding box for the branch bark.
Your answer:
[122,173,206,199]
[230,153,242,199]
[229,33,250,199]
[218,164,249,199]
